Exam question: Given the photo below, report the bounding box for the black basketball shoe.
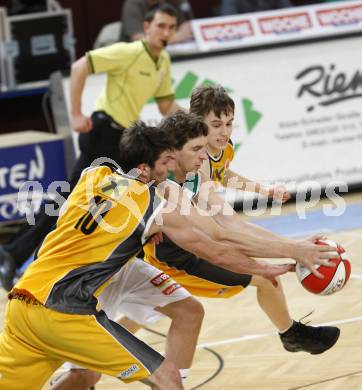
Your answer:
[279,320,340,355]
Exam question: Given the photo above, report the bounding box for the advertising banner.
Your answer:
[0,132,67,223]
[192,0,362,52]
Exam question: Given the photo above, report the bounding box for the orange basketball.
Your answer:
[296,240,351,295]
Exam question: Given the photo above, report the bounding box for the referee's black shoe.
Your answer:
[279,320,340,354]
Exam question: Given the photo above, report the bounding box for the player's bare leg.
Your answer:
[250,275,292,331]
[155,296,204,370]
[141,359,184,389]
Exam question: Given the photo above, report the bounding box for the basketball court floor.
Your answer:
[0,192,361,389]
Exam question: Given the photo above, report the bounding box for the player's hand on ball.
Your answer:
[296,239,351,295]
[293,237,338,279]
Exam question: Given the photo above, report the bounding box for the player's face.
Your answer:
[204,110,234,154]
[150,150,176,184]
[145,11,177,50]
[175,136,208,175]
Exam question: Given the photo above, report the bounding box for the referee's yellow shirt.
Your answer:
[86,40,174,128]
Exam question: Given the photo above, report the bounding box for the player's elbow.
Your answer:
[158,104,171,116]
[71,56,88,76]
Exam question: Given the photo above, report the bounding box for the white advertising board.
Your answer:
[63,35,362,193]
[192,0,362,52]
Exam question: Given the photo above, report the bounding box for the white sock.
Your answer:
[279,320,295,335]
[179,368,190,384]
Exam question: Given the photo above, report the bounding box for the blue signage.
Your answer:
[0,139,67,223]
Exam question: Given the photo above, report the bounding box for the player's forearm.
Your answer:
[215,213,295,259]
[226,170,265,194]
[200,238,281,277]
[70,57,89,116]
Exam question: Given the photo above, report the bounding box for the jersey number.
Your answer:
[75,195,112,235]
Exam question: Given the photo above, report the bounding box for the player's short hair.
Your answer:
[119,121,174,171]
[190,85,235,118]
[159,111,208,150]
[145,3,178,23]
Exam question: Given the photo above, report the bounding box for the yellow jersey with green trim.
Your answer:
[14,166,164,314]
[208,140,234,186]
[86,40,174,128]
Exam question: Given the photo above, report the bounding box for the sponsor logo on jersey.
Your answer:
[118,364,140,379]
[200,20,254,42]
[150,272,170,287]
[163,283,182,295]
[317,4,362,27]
[258,12,312,34]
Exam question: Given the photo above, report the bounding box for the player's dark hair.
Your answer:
[145,3,178,23]
[159,111,208,150]
[190,85,235,118]
[119,121,174,172]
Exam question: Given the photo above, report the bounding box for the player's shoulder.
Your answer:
[85,166,151,202]
[104,40,143,60]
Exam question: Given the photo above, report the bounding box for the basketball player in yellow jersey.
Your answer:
[0,121,297,390]
[191,86,291,200]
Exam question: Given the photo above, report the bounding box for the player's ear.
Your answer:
[144,21,150,34]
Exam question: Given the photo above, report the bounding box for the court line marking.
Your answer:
[197,316,362,349]
[197,273,362,350]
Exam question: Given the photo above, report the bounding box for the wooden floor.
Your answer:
[1,194,361,390]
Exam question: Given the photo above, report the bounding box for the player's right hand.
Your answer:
[292,238,338,278]
[72,114,93,133]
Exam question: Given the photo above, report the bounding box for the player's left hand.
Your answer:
[264,263,296,287]
[259,262,296,284]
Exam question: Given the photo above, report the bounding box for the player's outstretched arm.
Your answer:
[147,208,293,280]
[197,179,337,278]
[226,169,291,202]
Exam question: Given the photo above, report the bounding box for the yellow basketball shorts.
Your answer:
[0,298,164,390]
[146,257,247,299]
